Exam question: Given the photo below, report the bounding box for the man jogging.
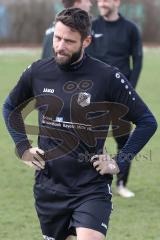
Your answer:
[42,0,92,59]
[87,0,143,197]
[3,8,157,240]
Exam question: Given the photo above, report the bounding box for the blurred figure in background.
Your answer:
[42,0,92,59]
[87,0,143,198]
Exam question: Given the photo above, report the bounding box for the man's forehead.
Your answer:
[54,21,81,38]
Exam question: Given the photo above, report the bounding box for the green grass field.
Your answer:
[0,48,159,240]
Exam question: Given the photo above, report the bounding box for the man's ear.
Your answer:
[82,35,92,49]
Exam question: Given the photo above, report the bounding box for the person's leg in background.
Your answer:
[113,124,135,198]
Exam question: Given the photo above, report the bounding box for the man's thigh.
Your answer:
[76,227,105,240]
[71,190,112,239]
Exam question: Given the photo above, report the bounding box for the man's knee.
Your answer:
[76,227,105,240]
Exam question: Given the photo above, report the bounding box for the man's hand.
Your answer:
[90,154,120,175]
[21,147,45,170]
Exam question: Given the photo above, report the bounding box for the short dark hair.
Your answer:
[55,8,92,40]
[61,0,79,8]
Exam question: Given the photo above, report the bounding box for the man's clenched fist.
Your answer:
[21,147,45,170]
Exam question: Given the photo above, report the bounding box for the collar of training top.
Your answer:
[57,53,87,72]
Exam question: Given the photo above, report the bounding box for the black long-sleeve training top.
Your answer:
[3,54,157,193]
[86,14,143,88]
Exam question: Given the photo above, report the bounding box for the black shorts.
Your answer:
[34,184,112,240]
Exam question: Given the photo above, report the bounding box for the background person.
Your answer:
[87,0,143,197]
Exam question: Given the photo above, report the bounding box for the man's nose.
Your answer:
[57,40,66,51]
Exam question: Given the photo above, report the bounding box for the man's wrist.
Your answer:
[16,140,32,158]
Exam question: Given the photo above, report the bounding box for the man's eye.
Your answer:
[55,36,61,41]
[66,40,74,43]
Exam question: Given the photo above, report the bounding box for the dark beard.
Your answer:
[104,9,113,18]
[54,46,83,68]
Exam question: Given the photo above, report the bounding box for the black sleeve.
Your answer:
[9,65,33,106]
[3,65,34,158]
[129,24,143,88]
[41,25,54,59]
[108,69,157,171]
[109,69,145,122]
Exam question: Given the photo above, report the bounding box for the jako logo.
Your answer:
[43,88,55,93]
